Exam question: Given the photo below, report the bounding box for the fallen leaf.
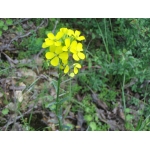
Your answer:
[76,110,84,131]
[96,108,107,123]
[92,93,108,110]
[107,120,119,130]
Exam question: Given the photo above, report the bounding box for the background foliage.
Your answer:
[0,18,150,131]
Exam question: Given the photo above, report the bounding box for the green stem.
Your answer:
[56,68,62,131]
[122,73,126,110]
[104,18,108,48]
[109,18,115,48]
[95,19,110,62]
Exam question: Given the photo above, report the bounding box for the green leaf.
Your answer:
[126,114,133,121]
[35,38,43,45]
[63,124,74,131]
[6,19,13,25]
[45,101,57,108]
[84,115,93,122]
[92,33,96,39]
[0,20,4,27]
[58,97,69,105]
[2,108,9,115]
[50,79,58,92]
[85,107,91,113]
[125,108,130,113]
[3,25,8,31]
[89,122,97,131]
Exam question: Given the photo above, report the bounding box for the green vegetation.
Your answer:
[0,18,150,131]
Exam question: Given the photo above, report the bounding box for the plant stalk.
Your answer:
[122,73,126,110]
[56,68,62,131]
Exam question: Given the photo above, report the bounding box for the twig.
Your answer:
[52,19,59,34]
[0,19,46,52]
[2,52,18,65]
[10,18,31,26]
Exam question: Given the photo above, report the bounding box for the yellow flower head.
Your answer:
[73,30,85,41]
[42,32,63,48]
[45,45,68,66]
[70,41,85,61]
[69,63,81,77]
[60,28,68,34]
[42,28,86,77]
[62,38,71,51]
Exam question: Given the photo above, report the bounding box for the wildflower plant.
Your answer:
[42,28,86,130]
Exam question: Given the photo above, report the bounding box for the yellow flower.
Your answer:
[42,38,53,48]
[64,65,70,74]
[67,29,74,36]
[60,28,68,34]
[70,40,85,61]
[60,60,68,70]
[42,28,86,77]
[69,63,81,77]
[62,38,71,51]
[73,30,85,41]
[43,32,63,48]
[45,45,68,66]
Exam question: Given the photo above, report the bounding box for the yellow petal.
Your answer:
[42,42,49,48]
[55,41,61,46]
[70,47,76,53]
[62,60,68,65]
[67,29,74,36]
[77,36,85,41]
[47,33,55,40]
[45,38,49,42]
[77,43,83,51]
[50,45,56,52]
[59,52,68,60]
[45,39,54,46]
[64,65,69,74]
[73,54,79,61]
[69,73,75,77]
[74,30,80,37]
[55,46,63,54]
[60,28,68,34]
[74,63,81,68]
[70,40,77,53]
[56,32,63,40]
[71,40,77,47]
[45,52,55,59]
[65,38,70,47]
[62,46,68,51]
[74,67,78,74]
[51,57,59,66]
[78,52,85,59]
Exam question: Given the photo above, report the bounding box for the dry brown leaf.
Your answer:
[76,111,84,130]
[96,108,107,123]
[92,93,108,110]
[117,108,125,121]
[107,120,119,130]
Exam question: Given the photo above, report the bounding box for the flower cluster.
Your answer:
[42,28,86,77]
